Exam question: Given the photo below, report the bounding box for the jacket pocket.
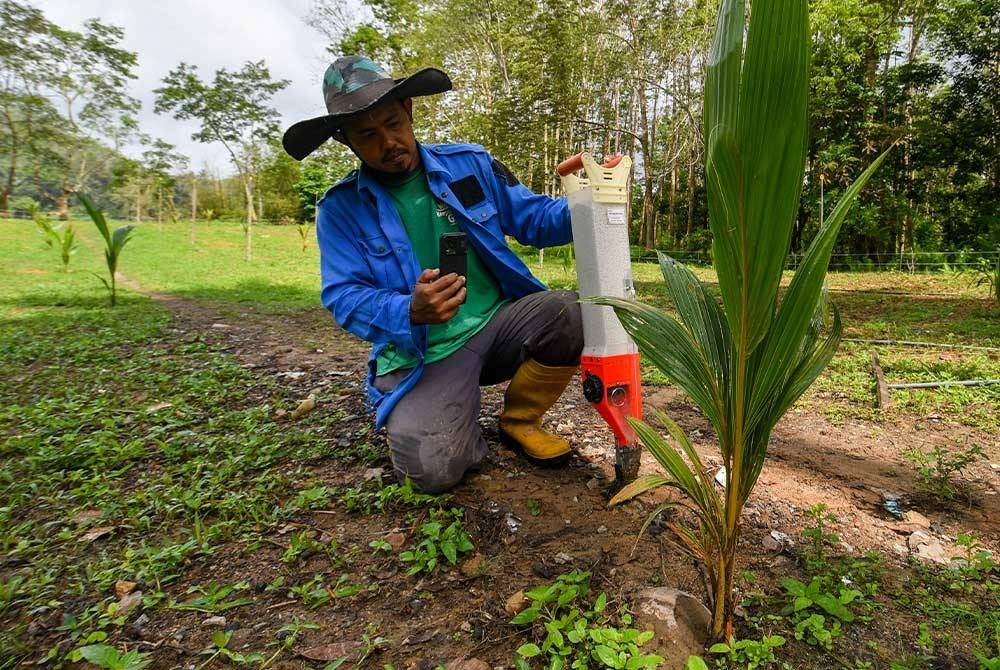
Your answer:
[359,234,398,288]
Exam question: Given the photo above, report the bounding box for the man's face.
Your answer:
[339,98,419,174]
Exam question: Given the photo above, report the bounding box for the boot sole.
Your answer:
[499,430,573,467]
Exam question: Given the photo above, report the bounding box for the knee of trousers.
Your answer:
[389,431,486,494]
[538,290,584,362]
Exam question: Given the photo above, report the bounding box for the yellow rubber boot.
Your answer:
[499,359,577,463]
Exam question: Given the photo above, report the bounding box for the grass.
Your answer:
[2,217,998,666]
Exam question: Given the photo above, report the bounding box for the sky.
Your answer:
[38,0,337,174]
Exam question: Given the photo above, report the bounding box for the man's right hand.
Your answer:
[409,268,467,324]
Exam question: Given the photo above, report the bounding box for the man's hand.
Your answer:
[409,268,467,324]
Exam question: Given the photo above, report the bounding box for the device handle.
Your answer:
[556,152,624,176]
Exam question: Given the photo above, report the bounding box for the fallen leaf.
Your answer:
[298,641,360,661]
[145,402,173,413]
[290,394,316,419]
[79,526,115,543]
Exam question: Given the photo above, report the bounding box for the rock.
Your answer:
[505,590,529,616]
[115,580,138,598]
[892,510,933,534]
[364,467,385,481]
[632,588,711,666]
[597,525,608,534]
[117,590,143,618]
[445,659,490,670]
[290,394,316,419]
[459,554,486,578]
[201,616,227,628]
[762,531,792,552]
[902,511,931,528]
[531,562,553,579]
[553,552,572,565]
[386,532,406,551]
[587,477,601,490]
[907,531,949,565]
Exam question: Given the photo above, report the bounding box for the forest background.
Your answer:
[2,0,998,263]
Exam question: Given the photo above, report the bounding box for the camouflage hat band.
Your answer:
[281,55,453,161]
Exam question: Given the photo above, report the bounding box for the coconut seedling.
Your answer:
[79,193,136,307]
[593,0,892,640]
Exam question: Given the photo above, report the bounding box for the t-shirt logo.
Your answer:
[436,202,457,226]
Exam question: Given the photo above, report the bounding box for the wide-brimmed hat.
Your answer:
[282,55,452,160]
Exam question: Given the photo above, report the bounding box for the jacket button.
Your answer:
[377,246,385,253]
[441,192,448,197]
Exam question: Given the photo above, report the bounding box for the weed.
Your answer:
[801,503,840,572]
[510,570,662,668]
[79,193,136,307]
[68,644,152,670]
[902,444,985,501]
[169,581,252,613]
[400,507,474,575]
[781,577,861,649]
[34,211,78,272]
[526,498,543,516]
[198,630,265,667]
[708,635,786,669]
[341,478,443,514]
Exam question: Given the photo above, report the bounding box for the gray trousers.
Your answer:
[374,290,583,492]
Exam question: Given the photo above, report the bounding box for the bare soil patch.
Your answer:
[107,292,1000,668]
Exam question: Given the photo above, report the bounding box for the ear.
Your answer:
[332,128,348,147]
[401,98,413,121]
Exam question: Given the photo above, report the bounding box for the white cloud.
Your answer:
[36,0,336,174]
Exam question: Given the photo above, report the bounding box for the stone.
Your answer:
[445,659,490,670]
[632,588,711,667]
[907,531,949,565]
[459,554,487,578]
[504,590,528,616]
[762,531,791,552]
[553,552,572,565]
[201,616,227,628]
[115,580,138,598]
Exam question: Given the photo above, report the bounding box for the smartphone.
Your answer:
[438,231,468,279]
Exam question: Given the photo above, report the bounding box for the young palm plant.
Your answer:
[593,0,892,640]
[79,193,137,307]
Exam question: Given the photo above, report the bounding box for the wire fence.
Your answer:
[633,249,1000,273]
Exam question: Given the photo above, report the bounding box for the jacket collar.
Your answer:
[356,142,452,195]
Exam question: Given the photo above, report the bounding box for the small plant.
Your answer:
[801,503,840,571]
[259,619,320,668]
[33,208,78,272]
[975,622,1000,670]
[781,577,861,649]
[968,252,1000,306]
[400,507,474,575]
[169,581,252,613]
[297,223,312,252]
[708,635,786,669]
[526,498,543,516]
[281,530,337,564]
[78,193,136,307]
[903,444,985,501]
[341,478,442,514]
[68,644,152,670]
[510,570,663,669]
[198,630,264,668]
[951,533,997,585]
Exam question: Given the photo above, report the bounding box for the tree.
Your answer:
[154,61,288,260]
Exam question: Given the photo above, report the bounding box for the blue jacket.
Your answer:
[316,142,572,428]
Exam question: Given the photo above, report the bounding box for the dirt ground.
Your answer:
[117,292,1000,669]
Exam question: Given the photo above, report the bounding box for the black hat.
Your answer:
[282,55,452,160]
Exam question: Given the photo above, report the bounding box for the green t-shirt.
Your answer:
[375,167,508,375]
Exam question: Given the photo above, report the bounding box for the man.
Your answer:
[282,56,582,492]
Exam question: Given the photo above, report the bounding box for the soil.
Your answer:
[62,290,1000,668]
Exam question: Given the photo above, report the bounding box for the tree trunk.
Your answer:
[243,176,254,261]
[56,190,70,221]
[190,176,198,244]
[157,188,163,226]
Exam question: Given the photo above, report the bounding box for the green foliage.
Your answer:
[968,253,1000,306]
[168,581,252,613]
[33,208,78,271]
[198,629,265,667]
[801,503,840,572]
[69,644,152,670]
[399,507,474,575]
[781,577,861,649]
[902,444,985,501]
[341,477,443,514]
[708,635,786,669]
[78,192,136,306]
[510,570,662,669]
